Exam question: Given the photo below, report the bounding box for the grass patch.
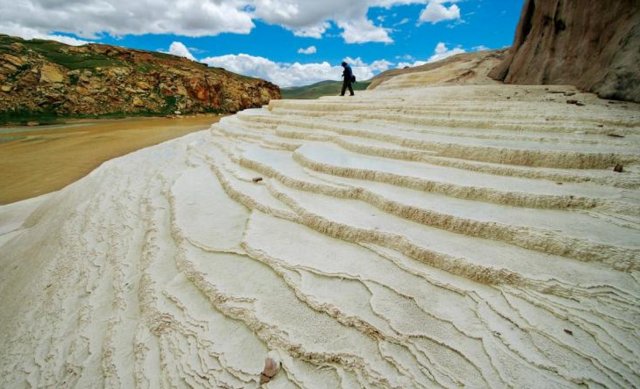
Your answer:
[69,73,79,85]
[149,51,179,61]
[35,50,122,70]
[0,108,62,126]
[136,63,156,73]
[163,95,178,114]
[0,107,168,126]
[1,97,206,125]
[0,36,122,70]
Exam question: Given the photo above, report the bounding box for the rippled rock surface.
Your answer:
[1,85,639,388]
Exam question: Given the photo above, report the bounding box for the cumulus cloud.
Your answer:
[40,34,90,46]
[201,53,389,87]
[168,41,196,60]
[427,42,465,62]
[202,54,336,87]
[419,0,461,24]
[0,24,91,46]
[291,22,331,38]
[395,41,465,68]
[297,45,317,55]
[338,18,392,44]
[0,0,255,39]
[253,0,396,43]
[0,0,462,44]
[396,60,427,69]
[195,42,465,86]
[369,59,392,72]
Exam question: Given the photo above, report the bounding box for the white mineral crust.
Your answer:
[1,84,639,388]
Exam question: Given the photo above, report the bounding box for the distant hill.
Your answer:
[0,34,280,125]
[282,80,371,99]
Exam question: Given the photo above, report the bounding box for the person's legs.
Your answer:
[348,82,354,96]
[341,81,347,96]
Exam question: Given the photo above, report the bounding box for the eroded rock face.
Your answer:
[0,34,280,119]
[39,64,65,84]
[490,0,640,103]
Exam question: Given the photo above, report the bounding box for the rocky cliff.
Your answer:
[0,35,280,122]
[489,0,640,103]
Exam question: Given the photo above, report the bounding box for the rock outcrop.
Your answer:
[369,49,507,90]
[489,0,640,103]
[1,84,639,387]
[0,35,280,121]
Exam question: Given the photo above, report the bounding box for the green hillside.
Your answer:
[281,80,371,99]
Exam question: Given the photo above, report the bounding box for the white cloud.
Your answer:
[343,57,391,73]
[168,41,195,61]
[428,42,465,62]
[472,45,490,52]
[0,24,90,46]
[338,18,392,44]
[419,0,461,24]
[396,60,427,69]
[374,0,428,7]
[0,0,255,39]
[0,0,459,45]
[369,59,392,72]
[343,57,368,67]
[291,22,331,38]
[201,53,389,87]
[42,34,90,46]
[254,0,396,43]
[396,54,415,61]
[202,54,337,87]
[396,41,465,68]
[297,45,317,55]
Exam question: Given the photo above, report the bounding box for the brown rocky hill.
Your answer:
[490,0,640,103]
[368,49,507,90]
[0,35,280,123]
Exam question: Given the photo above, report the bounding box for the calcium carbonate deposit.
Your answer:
[1,84,639,388]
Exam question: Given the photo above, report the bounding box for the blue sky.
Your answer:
[0,0,524,87]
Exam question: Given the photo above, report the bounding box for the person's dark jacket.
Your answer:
[342,65,353,82]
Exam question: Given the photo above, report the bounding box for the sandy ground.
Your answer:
[0,85,639,388]
[0,115,223,204]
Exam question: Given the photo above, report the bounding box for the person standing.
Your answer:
[340,61,355,96]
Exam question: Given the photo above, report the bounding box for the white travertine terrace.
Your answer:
[1,84,639,388]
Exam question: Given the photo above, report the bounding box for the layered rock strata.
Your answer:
[490,0,640,103]
[1,84,639,387]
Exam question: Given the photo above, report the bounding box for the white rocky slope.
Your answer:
[1,84,639,388]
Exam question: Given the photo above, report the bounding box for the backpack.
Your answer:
[351,75,356,83]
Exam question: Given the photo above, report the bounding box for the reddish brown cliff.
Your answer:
[0,35,280,123]
[490,0,640,102]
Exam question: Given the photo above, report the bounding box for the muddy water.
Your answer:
[0,115,223,204]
